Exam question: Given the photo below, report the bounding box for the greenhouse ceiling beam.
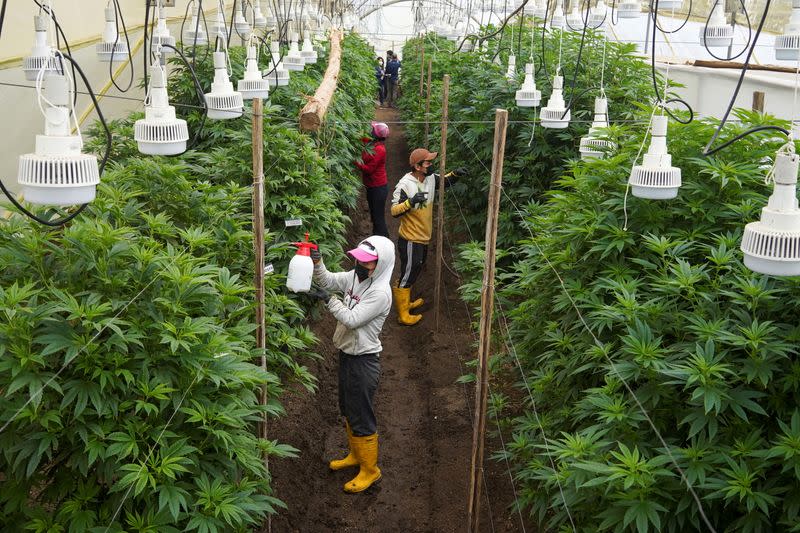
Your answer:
[358,0,483,25]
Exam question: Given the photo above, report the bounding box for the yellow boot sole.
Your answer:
[343,469,382,493]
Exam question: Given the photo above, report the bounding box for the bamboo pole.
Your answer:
[466,108,508,533]
[434,75,450,333]
[419,46,426,98]
[424,58,433,144]
[299,29,343,132]
[252,98,268,447]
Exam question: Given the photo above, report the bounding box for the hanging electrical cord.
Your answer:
[0,53,112,227]
[649,0,693,124]
[107,0,135,93]
[537,0,554,79]
[650,0,692,34]
[32,1,79,104]
[162,43,208,150]
[701,0,752,61]
[702,0,789,155]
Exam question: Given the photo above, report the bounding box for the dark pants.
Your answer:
[338,351,381,436]
[366,185,389,238]
[385,78,397,107]
[397,237,427,288]
[378,79,387,104]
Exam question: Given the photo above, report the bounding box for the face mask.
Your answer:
[425,166,435,176]
[355,263,371,282]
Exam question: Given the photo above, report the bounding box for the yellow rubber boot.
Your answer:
[408,289,424,311]
[344,433,382,493]
[392,287,422,326]
[329,422,358,471]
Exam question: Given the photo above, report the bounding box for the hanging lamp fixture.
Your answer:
[205,50,244,119]
[776,0,800,60]
[617,0,643,19]
[628,114,681,199]
[699,1,733,48]
[515,63,542,107]
[151,1,176,55]
[183,2,208,46]
[566,1,585,30]
[253,1,268,30]
[506,54,517,80]
[135,53,189,155]
[551,0,567,28]
[579,96,614,160]
[589,0,609,28]
[18,73,100,206]
[264,41,290,87]
[23,9,62,81]
[96,1,129,62]
[741,147,800,276]
[233,1,252,39]
[284,32,306,71]
[238,43,270,100]
[540,72,571,128]
[301,31,318,64]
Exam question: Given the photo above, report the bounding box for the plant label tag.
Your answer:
[285,218,302,227]
[264,264,275,275]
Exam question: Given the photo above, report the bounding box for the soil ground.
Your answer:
[267,107,530,532]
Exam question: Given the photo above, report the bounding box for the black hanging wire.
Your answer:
[0,53,112,227]
[108,0,135,93]
[702,0,789,155]
[700,0,752,62]
[143,0,152,90]
[32,1,79,104]
[649,0,693,124]
[651,0,693,33]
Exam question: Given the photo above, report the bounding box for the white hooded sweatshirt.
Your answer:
[313,236,396,356]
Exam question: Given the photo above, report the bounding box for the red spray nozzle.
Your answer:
[292,232,319,256]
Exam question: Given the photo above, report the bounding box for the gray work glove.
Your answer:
[307,285,331,303]
[311,248,322,264]
[409,191,428,208]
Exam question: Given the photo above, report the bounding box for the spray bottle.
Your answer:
[286,233,318,293]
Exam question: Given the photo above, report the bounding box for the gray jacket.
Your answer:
[313,236,395,355]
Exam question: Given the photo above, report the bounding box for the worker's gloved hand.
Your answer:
[307,285,331,303]
[452,167,468,178]
[409,191,428,208]
[311,248,322,264]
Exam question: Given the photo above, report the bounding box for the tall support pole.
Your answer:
[424,57,433,144]
[419,45,426,97]
[434,74,450,333]
[466,108,508,533]
[752,91,765,112]
[252,97,268,451]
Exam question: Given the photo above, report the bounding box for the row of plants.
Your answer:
[0,34,375,531]
[402,28,800,532]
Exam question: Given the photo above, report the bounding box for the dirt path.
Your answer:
[268,107,525,532]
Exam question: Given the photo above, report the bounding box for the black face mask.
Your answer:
[355,263,372,282]
[424,165,435,176]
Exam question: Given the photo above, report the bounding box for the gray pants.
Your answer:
[338,351,380,436]
[385,78,398,107]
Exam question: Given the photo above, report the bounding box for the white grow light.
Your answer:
[516,63,541,107]
[284,32,305,71]
[521,0,537,16]
[656,0,683,10]
[506,54,517,80]
[589,0,608,28]
[18,74,100,206]
[741,150,800,276]
[183,3,208,46]
[96,3,128,62]
[579,96,614,160]
[151,4,176,54]
[699,2,733,48]
[551,3,567,29]
[233,2,252,39]
[567,2,585,30]
[23,14,63,81]
[238,45,270,100]
[776,0,800,60]
[628,115,681,199]
[540,74,571,129]
[534,0,548,18]
[301,31,318,64]
[617,0,643,18]
[264,41,290,87]
[135,61,189,155]
[253,1,268,29]
[205,51,244,120]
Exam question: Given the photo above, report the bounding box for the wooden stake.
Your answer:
[252,98,268,449]
[299,29,343,132]
[434,74,450,333]
[466,109,508,533]
[752,91,765,113]
[419,46,426,98]
[424,58,433,144]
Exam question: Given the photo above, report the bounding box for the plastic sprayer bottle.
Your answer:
[286,233,318,293]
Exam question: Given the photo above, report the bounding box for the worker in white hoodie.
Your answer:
[306,235,395,493]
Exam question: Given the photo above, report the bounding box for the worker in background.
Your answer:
[375,57,386,107]
[384,54,401,108]
[307,236,395,493]
[390,148,464,325]
[355,122,390,238]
